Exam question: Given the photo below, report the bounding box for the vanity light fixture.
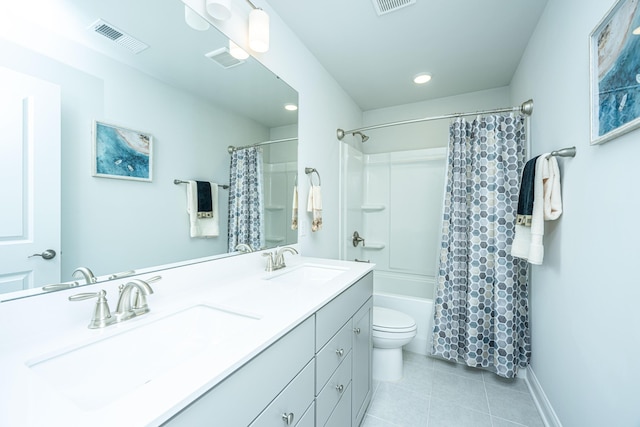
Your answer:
[184,5,211,31]
[284,103,298,111]
[229,40,250,60]
[248,7,269,53]
[206,0,232,21]
[413,73,432,84]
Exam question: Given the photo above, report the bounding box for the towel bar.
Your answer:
[546,146,576,159]
[305,167,321,186]
[174,179,229,189]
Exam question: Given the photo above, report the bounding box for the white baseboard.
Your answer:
[525,365,563,427]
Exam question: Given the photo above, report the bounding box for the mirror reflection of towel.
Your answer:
[186,180,219,237]
[291,185,298,230]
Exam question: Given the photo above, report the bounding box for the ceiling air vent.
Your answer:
[88,19,149,54]
[205,48,245,69]
[371,0,416,16]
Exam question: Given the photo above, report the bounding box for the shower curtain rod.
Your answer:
[336,99,534,140]
[227,137,298,153]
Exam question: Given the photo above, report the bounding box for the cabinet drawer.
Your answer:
[315,351,352,427]
[295,402,315,427]
[323,382,352,427]
[250,359,315,427]
[162,316,315,427]
[316,320,352,394]
[316,272,373,350]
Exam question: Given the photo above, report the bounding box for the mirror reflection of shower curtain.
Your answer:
[432,114,530,379]
[227,147,265,252]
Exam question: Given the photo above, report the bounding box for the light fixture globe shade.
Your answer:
[184,6,210,31]
[249,8,269,53]
[206,0,232,21]
[229,40,249,60]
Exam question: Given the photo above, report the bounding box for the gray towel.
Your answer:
[515,156,539,227]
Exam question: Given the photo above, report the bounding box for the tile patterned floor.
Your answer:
[362,352,545,427]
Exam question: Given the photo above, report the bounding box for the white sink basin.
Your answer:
[264,263,348,285]
[26,304,260,410]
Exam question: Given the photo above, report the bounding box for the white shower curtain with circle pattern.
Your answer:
[432,114,530,378]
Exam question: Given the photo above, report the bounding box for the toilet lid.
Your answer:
[373,307,416,332]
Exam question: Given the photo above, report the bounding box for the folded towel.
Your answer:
[196,181,213,218]
[542,157,562,221]
[186,180,219,238]
[307,185,323,232]
[291,185,298,230]
[511,155,562,264]
[515,156,539,226]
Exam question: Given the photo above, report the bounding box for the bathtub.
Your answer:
[373,271,435,356]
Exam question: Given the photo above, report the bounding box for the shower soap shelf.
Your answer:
[361,204,386,212]
[362,243,385,250]
[265,205,285,211]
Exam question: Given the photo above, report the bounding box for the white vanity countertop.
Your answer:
[0,254,374,427]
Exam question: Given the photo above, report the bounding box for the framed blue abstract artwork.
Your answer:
[92,121,153,181]
[590,0,640,145]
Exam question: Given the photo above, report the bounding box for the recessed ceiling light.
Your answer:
[284,104,298,111]
[634,26,640,35]
[413,73,432,84]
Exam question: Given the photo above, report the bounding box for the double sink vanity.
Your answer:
[0,249,374,427]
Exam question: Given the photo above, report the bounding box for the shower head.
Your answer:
[353,131,369,142]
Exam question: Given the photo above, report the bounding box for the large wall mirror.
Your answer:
[0,0,298,300]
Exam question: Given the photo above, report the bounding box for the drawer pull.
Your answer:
[353,327,361,334]
[281,412,295,425]
[336,384,344,393]
[336,348,344,357]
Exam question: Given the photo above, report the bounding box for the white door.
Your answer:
[0,66,61,295]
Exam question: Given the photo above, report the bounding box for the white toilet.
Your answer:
[372,306,417,381]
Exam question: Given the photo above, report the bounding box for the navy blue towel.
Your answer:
[516,156,539,226]
[196,181,213,218]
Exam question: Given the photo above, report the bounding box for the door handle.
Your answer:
[29,249,56,260]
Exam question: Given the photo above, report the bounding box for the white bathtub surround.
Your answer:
[0,250,373,427]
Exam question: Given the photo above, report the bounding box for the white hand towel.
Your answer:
[291,185,298,230]
[307,185,323,232]
[542,157,562,220]
[186,180,219,238]
[511,155,562,265]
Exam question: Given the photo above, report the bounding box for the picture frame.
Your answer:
[589,0,640,145]
[92,120,153,181]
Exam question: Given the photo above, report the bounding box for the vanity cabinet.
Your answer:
[163,271,373,427]
[315,271,372,427]
[163,316,315,427]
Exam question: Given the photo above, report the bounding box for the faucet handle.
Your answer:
[69,290,114,329]
[262,252,275,272]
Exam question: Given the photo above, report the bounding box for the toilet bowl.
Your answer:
[372,306,417,381]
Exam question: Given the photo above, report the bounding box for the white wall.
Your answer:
[511,0,640,425]
[362,86,511,153]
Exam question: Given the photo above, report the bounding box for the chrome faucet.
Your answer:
[234,243,254,253]
[69,276,160,329]
[72,266,97,284]
[115,279,155,322]
[274,246,298,270]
